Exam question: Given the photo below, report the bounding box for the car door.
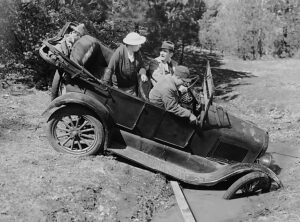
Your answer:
[106,88,195,149]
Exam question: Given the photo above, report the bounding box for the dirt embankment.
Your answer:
[0,86,175,221]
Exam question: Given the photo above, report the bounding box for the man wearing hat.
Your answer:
[102,32,148,96]
[51,23,88,100]
[52,23,87,57]
[149,65,197,124]
[148,41,178,86]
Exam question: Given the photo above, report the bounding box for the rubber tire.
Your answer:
[47,105,107,156]
[223,172,271,200]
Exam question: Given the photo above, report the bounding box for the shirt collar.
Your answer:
[155,56,171,64]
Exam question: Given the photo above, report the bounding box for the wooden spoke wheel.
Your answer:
[223,172,271,200]
[47,106,106,156]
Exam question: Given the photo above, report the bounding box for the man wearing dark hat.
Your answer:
[149,65,197,123]
[148,41,178,86]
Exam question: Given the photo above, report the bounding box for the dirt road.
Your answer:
[153,58,300,222]
[1,58,300,222]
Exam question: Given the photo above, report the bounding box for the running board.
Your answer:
[107,145,208,185]
[106,146,281,186]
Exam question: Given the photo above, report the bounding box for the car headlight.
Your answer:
[257,153,273,168]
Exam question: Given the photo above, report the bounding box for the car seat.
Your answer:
[70,35,114,79]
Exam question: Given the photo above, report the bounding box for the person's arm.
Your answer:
[136,52,148,82]
[147,59,160,83]
[102,50,119,85]
[161,89,192,118]
[148,59,158,76]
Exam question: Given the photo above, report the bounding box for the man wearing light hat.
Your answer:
[102,32,148,96]
[149,65,197,124]
[148,41,178,86]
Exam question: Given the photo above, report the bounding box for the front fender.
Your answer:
[42,92,109,121]
[204,162,282,187]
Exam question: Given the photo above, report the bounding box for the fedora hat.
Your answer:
[161,41,175,52]
[123,32,146,45]
[174,66,192,82]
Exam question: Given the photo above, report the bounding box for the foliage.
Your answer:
[198,0,300,59]
[267,0,300,57]
[0,0,205,89]
[145,0,206,63]
[0,0,128,88]
[0,1,57,88]
[198,0,221,52]
[2,0,300,89]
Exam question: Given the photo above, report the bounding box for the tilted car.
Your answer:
[40,28,282,200]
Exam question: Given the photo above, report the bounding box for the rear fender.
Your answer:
[42,92,109,121]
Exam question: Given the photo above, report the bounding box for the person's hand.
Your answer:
[189,113,197,124]
[178,85,188,94]
[141,74,148,82]
[99,79,110,85]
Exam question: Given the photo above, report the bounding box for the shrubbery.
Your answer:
[0,0,131,89]
[0,0,203,89]
[2,0,299,89]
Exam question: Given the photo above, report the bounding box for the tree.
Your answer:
[201,0,279,59]
[145,0,206,63]
[198,0,221,52]
[266,0,300,57]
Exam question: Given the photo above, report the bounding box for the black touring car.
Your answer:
[39,23,282,199]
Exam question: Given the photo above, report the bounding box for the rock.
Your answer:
[3,94,9,99]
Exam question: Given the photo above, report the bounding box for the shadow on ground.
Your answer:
[181,50,256,98]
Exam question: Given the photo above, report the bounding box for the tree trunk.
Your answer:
[134,22,140,33]
[180,41,185,64]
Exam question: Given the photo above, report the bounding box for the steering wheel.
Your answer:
[187,76,200,89]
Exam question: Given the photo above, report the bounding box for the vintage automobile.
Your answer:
[40,30,282,200]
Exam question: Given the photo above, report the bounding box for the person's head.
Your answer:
[172,65,191,87]
[123,32,146,52]
[72,24,87,36]
[68,24,87,43]
[159,41,175,62]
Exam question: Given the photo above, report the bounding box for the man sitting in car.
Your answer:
[149,65,197,124]
[148,41,178,86]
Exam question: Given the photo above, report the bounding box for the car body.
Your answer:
[40,33,282,199]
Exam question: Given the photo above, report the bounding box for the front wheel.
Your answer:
[223,172,271,200]
[47,106,107,156]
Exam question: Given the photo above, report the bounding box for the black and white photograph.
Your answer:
[0,0,299,221]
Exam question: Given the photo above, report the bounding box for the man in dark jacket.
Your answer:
[149,65,197,124]
[148,41,178,86]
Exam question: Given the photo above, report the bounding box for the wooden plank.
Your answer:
[170,181,197,222]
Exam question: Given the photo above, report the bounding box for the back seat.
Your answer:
[70,35,114,79]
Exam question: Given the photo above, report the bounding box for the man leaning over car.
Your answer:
[149,65,197,124]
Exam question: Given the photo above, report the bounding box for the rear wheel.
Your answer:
[47,106,106,156]
[223,172,271,200]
